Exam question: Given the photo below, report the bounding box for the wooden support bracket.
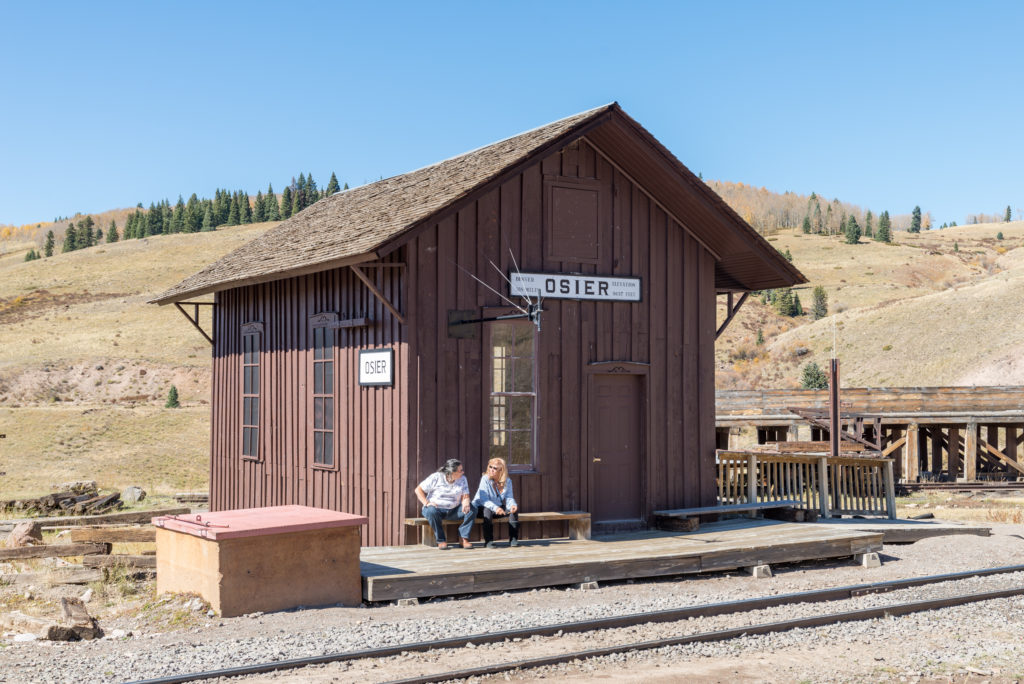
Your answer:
[716,292,749,340]
[980,439,1024,475]
[351,265,405,325]
[173,301,215,345]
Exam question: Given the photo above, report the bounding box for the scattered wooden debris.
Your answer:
[83,554,156,569]
[0,567,104,586]
[1,506,191,531]
[71,526,156,543]
[0,542,109,561]
[174,492,209,504]
[0,482,128,516]
[0,598,102,640]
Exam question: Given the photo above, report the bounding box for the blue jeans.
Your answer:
[422,503,476,543]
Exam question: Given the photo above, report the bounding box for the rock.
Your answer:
[80,588,94,603]
[206,609,216,618]
[122,486,147,504]
[105,629,129,639]
[13,633,37,642]
[4,522,43,548]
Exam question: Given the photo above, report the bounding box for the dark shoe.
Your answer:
[485,541,495,549]
[460,538,473,549]
[509,538,519,547]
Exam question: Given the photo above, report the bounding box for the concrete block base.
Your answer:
[743,564,773,578]
[856,552,882,568]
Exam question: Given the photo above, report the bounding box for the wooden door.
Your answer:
[589,373,644,523]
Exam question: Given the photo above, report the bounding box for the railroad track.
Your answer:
[132,564,1024,684]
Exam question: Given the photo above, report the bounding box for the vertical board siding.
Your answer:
[406,138,718,534]
[211,254,406,546]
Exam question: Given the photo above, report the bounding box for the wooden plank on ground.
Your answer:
[70,527,156,543]
[653,500,802,517]
[0,568,103,586]
[81,554,157,569]
[0,507,191,531]
[0,543,109,560]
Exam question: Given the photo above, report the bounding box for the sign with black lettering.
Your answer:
[358,348,394,387]
[509,272,641,302]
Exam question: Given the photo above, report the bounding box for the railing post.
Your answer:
[746,452,758,507]
[818,456,831,518]
[884,460,897,520]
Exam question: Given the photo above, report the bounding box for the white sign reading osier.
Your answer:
[358,348,394,387]
[509,272,641,302]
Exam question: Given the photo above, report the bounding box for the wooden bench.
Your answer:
[403,511,591,546]
[652,500,805,532]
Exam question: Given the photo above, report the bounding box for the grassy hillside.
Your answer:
[716,221,1024,389]
[2,213,1022,498]
[0,223,275,498]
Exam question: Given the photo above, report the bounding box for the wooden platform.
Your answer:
[810,518,991,543]
[359,519,883,602]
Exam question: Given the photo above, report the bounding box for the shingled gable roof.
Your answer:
[152,103,804,305]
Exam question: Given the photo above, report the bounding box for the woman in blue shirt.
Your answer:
[472,457,519,548]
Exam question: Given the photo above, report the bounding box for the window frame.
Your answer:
[240,322,263,461]
[485,312,539,474]
[309,312,338,471]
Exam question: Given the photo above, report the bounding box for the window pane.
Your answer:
[490,396,507,432]
[489,442,507,462]
[251,367,259,395]
[314,397,324,429]
[243,397,252,426]
[509,396,533,430]
[314,431,323,464]
[314,362,323,394]
[242,427,250,456]
[325,328,334,350]
[324,361,333,394]
[512,357,533,393]
[252,397,259,425]
[492,358,508,393]
[491,324,513,358]
[251,428,258,457]
[324,398,334,430]
[322,432,334,466]
[513,326,533,357]
[509,431,531,465]
[313,328,323,359]
[243,366,251,394]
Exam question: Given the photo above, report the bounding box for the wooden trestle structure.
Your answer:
[716,387,1024,483]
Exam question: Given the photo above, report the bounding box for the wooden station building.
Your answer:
[153,103,806,546]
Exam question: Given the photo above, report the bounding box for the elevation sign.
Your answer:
[509,272,641,302]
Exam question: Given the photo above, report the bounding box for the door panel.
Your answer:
[589,374,643,522]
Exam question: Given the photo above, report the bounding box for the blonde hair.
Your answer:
[487,457,508,493]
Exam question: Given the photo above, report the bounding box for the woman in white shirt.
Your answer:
[414,459,475,549]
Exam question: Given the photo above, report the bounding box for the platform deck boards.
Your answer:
[810,518,991,543]
[359,519,882,602]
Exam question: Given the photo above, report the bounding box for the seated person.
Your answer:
[415,458,475,549]
[473,457,519,548]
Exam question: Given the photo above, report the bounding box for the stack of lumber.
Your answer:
[0,484,125,516]
[752,441,881,457]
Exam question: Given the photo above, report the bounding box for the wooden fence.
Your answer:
[717,450,896,519]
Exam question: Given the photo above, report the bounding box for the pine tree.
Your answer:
[326,172,340,196]
[253,191,266,222]
[165,385,180,408]
[107,220,119,243]
[265,184,280,221]
[800,362,829,389]
[79,216,95,248]
[44,230,54,257]
[875,211,892,243]
[909,205,922,233]
[63,224,78,252]
[782,248,793,262]
[202,204,215,231]
[306,173,318,204]
[756,327,764,345]
[162,201,174,234]
[954,241,959,252]
[801,216,811,234]
[844,215,861,244]
[343,182,349,190]
[185,194,201,232]
[147,202,162,236]
[24,248,39,261]
[864,210,873,238]
[997,231,1004,240]
[227,192,240,225]
[173,196,186,233]
[774,289,795,316]
[280,186,293,219]
[811,286,828,319]
[240,191,252,224]
[792,292,803,316]
[1006,205,1012,222]
[95,228,103,243]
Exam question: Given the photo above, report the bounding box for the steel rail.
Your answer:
[128,564,1024,684]
[388,585,1024,684]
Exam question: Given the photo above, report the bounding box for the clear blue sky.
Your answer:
[2,1,1022,227]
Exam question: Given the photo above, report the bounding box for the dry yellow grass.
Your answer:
[0,223,274,497]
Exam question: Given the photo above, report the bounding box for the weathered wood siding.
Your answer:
[404,137,718,535]
[210,258,406,546]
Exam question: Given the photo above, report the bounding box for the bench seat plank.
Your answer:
[403,511,590,545]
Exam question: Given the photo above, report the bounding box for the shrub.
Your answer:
[800,361,829,389]
[165,385,180,409]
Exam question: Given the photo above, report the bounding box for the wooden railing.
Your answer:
[717,450,896,519]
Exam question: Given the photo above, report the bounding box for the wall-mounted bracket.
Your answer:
[173,301,216,345]
[351,265,405,325]
[716,291,749,340]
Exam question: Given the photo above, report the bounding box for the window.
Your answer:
[312,324,335,467]
[488,320,536,470]
[241,323,262,460]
